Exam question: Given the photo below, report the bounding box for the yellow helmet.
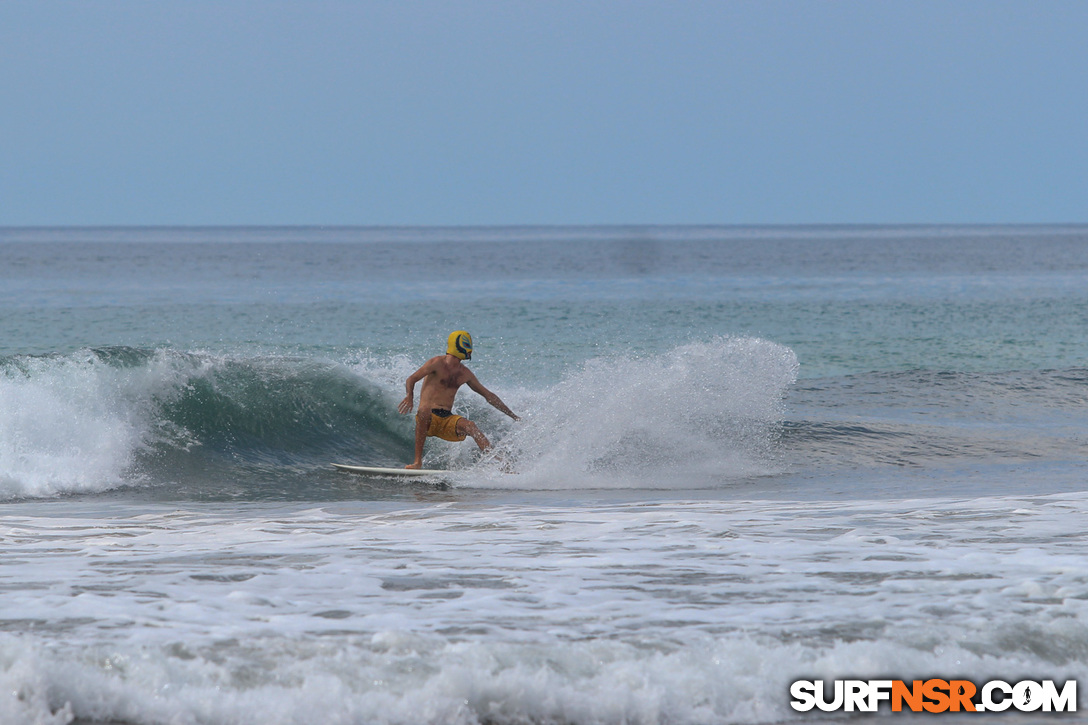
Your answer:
[447,330,473,360]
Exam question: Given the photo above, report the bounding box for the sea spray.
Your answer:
[439,337,800,487]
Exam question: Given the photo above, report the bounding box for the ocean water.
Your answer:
[1,225,1087,724]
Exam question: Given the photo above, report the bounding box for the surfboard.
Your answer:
[331,463,448,478]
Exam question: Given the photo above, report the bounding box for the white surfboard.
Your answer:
[331,463,448,478]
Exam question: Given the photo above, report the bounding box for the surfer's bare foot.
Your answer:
[405,462,422,470]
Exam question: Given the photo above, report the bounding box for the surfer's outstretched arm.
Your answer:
[467,376,519,421]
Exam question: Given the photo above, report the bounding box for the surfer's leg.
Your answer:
[407,411,430,469]
[457,418,490,452]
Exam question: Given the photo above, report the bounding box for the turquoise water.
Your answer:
[4,226,1087,378]
[1,226,1087,723]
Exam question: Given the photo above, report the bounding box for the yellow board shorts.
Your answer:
[423,409,466,442]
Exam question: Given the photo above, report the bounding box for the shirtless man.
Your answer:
[397,331,519,469]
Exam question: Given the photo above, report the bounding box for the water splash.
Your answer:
[450,337,800,488]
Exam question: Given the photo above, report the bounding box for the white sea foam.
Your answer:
[2,493,1087,723]
[0,350,197,500]
[9,631,1073,725]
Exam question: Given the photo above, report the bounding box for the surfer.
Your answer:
[397,331,520,469]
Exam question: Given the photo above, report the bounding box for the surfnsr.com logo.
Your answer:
[790,679,1077,713]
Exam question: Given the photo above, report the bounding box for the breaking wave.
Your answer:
[0,339,799,500]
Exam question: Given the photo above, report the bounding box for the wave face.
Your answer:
[0,339,799,500]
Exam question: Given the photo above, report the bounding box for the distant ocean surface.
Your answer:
[1,225,1087,724]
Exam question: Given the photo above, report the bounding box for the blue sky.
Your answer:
[1,1,1085,226]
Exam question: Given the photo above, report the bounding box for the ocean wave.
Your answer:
[4,345,1087,500]
[0,339,800,500]
[0,348,410,500]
